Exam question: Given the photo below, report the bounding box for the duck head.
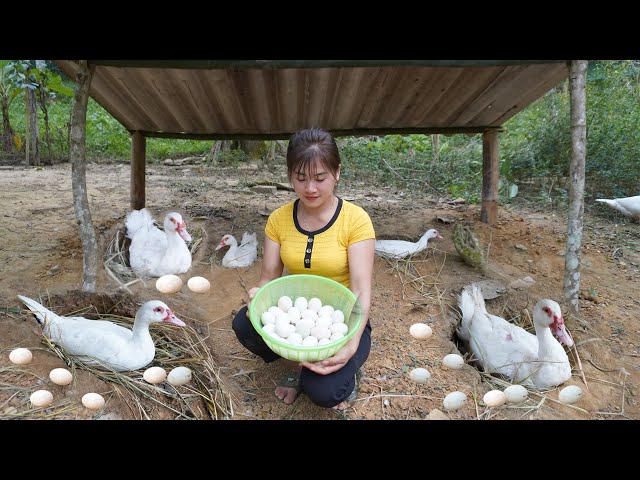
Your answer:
[215,234,236,251]
[533,299,573,347]
[164,213,192,242]
[140,300,186,327]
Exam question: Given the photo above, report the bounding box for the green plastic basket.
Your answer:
[249,274,362,362]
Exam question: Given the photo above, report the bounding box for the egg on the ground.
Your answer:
[143,366,167,384]
[9,348,33,365]
[503,384,529,404]
[443,391,467,411]
[442,353,464,369]
[82,392,105,410]
[30,390,53,408]
[483,390,507,407]
[409,367,431,384]
[559,385,584,404]
[49,368,73,386]
[187,276,210,293]
[167,366,192,386]
[409,323,432,340]
[156,274,183,294]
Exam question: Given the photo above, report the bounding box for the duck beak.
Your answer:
[551,316,574,347]
[177,222,192,242]
[164,309,186,327]
[215,240,225,251]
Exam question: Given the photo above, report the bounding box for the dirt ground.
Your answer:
[1,159,638,421]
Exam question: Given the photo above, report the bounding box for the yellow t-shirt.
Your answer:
[265,198,375,287]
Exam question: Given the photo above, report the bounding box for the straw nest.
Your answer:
[104,225,206,293]
[1,294,237,420]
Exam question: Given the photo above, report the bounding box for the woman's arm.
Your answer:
[301,238,375,375]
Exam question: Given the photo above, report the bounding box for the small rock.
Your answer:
[515,244,528,251]
[428,408,450,420]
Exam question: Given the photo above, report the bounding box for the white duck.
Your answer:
[215,232,258,268]
[125,208,192,277]
[595,195,640,220]
[18,295,186,372]
[374,228,443,259]
[457,284,573,389]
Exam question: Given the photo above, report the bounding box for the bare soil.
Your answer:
[1,161,638,420]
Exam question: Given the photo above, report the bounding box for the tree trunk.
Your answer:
[431,134,440,163]
[563,60,588,314]
[28,87,39,166]
[1,101,14,153]
[70,60,98,292]
[239,140,267,159]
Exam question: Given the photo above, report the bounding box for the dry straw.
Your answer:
[2,299,236,420]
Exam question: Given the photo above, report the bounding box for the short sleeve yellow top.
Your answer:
[265,198,375,288]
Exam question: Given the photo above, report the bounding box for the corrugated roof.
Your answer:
[54,60,569,139]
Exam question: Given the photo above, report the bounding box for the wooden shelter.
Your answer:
[54,60,569,225]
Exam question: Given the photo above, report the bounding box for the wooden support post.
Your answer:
[131,131,146,210]
[480,129,500,225]
[564,60,588,313]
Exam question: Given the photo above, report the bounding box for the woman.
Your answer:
[232,127,375,410]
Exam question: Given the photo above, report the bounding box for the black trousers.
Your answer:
[232,305,372,408]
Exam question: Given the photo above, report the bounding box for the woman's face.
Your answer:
[291,159,340,210]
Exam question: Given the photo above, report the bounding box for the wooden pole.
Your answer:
[70,60,98,292]
[480,129,500,225]
[131,131,146,210]
[563,60,588,313]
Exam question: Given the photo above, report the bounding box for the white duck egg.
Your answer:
[30,390,53,408]
[277,296,293,312]
[503,385,529,404]
[409,367,431,384]
[187,276,210,294]
[318,338,331,345]
[443,391,467,411]
[302,336,318,347]
[156,274,183,294]
[301,309,318,321]
[143,366,167,384]
[287,332,303,345]
[262,324,276,335]
[287,307,301,323]
[559,385,584,404]
[261,311,276,326]
[307,297,322,313]
[409,323,433,340]
[330,323,349,336]
[268,306,284,316]
[442,353,465,369]
[167,366,192,386]
[331,310,345,324]
[275,317,292,337]
[49,368,73,386]
[294,297,308,311]
[330,332,344,341]
[483,390,507,407]
[9,347,33,365]
[82,392,105,410]
[318,305,335,317]
[315,316,332,329]
[310,326,331,341]
[295,318,315,338]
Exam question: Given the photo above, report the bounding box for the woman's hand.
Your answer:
[300,337,359,375]
[246,287,260,318]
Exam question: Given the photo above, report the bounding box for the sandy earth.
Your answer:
[1,160,638,421]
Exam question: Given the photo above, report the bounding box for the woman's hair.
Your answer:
[286,127,340,181]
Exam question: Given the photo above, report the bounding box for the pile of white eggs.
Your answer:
[260,295,348,347]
